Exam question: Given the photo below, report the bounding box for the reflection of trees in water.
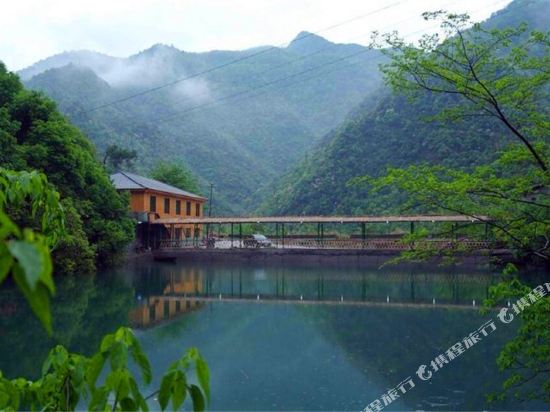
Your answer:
[295,303,536,410]
[0,273,134,379]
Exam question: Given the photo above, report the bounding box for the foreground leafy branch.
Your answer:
[0,327,209,411]
[484,267,550,403]
[355,143,550,261]
[0,169,65,333]
[0,169,209,411]
[375,11,550,172]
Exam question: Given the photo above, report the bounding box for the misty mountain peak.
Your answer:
[139,43,181,57]
[287,31,333,54]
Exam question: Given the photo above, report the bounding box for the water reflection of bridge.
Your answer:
[128,267,494,328]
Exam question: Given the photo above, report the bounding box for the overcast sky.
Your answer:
[1,0,513,71]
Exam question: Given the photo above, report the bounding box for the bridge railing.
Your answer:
[157,237,499,250]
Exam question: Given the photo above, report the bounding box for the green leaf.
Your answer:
[171,373,186,411]
[87,353,106,389]
[89,387,109,411]
[195,356,210,402]
[129,339,152,385]
[12,266,52,334]
[100,333,115,353]
[0,248,13,283]
[109,342,128,371]
[120,397,137,411]
[129,377,148,412]
[189,384,205,412]
[7,240,43,290]
[158,372,175,411]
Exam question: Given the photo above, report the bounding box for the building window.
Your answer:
[186,201,191,216]
[195,203,201,217]
[164,198,170,214]
[185,228,191,238]
[176,200,181,215]
[149,196,156,212]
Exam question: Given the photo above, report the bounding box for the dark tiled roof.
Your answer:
[110,172,206,200]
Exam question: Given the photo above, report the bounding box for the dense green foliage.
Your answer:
[0,325,209,411]
[0,64,134,271]
[21,35,385,214]
[365,144,550,261]
[263,0,550,216]
[260,90,512,215]
[103,144,138,173]
[359,9,550,262]
[0,169,209,411]
[150,161,201,195]
[484,271,550,403]
[0,169,63,332]
[356,8,550,402]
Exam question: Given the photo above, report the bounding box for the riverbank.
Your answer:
[151,246,513,267]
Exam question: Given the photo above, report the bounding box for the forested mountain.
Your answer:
[0,63,133,273]
[262,0,550,216]
[20,34,385,214]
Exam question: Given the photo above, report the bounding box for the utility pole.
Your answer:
[208,183,214,217]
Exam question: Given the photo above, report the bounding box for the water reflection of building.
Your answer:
[129,296,203,329]
[163,272,204,294]
[129,268,205,329]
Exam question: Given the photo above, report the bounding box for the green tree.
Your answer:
[361,13,550,260]
[484,268,550,403]
[357,13,550,402]
[150,161,201,194]
[103,144,138,172]
[375,11,550,171]
[0,62,134,270]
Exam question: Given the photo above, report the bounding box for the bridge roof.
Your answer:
[155,214,489,225]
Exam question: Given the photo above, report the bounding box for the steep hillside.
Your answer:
[21,35,385,214]
[262,0,550,216]
[0,63,133,272]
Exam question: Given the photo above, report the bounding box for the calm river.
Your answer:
[0,259,547,410]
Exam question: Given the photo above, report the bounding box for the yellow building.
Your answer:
[111,171,206,246]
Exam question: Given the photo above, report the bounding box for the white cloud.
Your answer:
[0,0,513,71]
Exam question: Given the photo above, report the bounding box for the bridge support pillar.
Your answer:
[316,223,320,244]
[230,223,234,248]
[239,223,242,248]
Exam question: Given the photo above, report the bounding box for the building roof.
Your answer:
[110,172,206,201]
